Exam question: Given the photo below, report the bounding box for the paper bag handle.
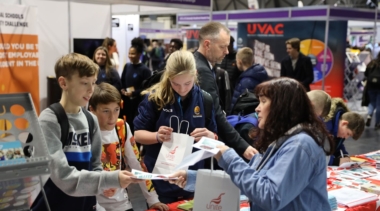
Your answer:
[169,115,190,134]
[210,157,228,177]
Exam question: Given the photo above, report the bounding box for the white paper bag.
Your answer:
[152,116,194,174]
[193,169,240,211]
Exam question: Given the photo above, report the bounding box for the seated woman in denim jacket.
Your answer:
[169,78,334,211]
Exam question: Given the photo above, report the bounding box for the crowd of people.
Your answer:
[31,21,369,211]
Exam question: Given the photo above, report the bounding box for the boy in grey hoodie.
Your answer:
[32,53,138,211]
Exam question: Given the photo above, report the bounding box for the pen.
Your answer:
[340,150,344,158]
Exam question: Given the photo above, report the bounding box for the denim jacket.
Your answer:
[185,132,330,211]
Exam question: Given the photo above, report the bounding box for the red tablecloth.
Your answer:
[146,200,250,211]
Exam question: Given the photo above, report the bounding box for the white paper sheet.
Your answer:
[131,169,178,180]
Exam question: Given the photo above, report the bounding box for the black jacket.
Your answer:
[280,53,314,91]
[219,51,241,92]
[194,51,250,155]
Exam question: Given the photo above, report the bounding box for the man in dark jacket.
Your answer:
[230,47,268,112]
[219,36,240,93]
[280,38,314,91]
[194,22,257,160]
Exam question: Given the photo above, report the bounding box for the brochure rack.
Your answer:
[0,93,50,211]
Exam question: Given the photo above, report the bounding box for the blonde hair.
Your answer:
[142,51,197,110]
[237,47,254,66]
[307,90,331,118]
[55,53,98,80]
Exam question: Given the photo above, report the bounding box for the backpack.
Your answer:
[227,113,258,128]
[142,70,164,90]
[215,67,232,113]
[49,103,94,149]
[368,66,380,86]
[230,89,260,116]
[114,119,155,192]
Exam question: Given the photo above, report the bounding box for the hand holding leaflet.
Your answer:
[174,137,225,170]
[131,169,178,180]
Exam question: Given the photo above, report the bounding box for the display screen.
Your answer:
[73,38,104,59]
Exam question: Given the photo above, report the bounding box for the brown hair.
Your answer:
[341,112,365,140]
[307,90,331,118]
[55,53,98,80]
[199,22,230,43]
[254,78,334,155]
[89,82,121,110]
[102,37,115,50]
[237,47,254,66]
[285,38,300,51]
[93,46,113,79]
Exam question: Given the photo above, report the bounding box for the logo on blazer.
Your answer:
[193,106,202,118]
[206,193,225,210]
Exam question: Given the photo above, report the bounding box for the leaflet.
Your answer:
[174,137,225,170]
[131,169,178,180]
[193,137,225,154]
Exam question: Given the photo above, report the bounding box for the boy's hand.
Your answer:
[157,126,173,142]
[149,202,169,211]
[167,170,187,188]
[118,170,139,188]
[103,188,117,197]
[190,128,214,142]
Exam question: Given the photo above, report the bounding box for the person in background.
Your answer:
[364,52,380,129]
[280,38,314,91]
[219,36,240,93]
[93,46,122,92]
[133,51,217,204]
[169,78,334,211]
[307,90,331,119]
[230,47,268,113]
[150,40,165,72]
[121,37,152,134]
[102,37,119,70]
[194,21,257,160]
[324,98,365,165]
[89,83,168,211]
[159,39,183,71]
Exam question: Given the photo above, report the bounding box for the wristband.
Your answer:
[156,132,163,144]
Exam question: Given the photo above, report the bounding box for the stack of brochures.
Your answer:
[329,187,378,207]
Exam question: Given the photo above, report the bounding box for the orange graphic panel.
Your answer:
[0,34,39,112]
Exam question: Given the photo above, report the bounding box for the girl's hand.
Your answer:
[157,126,173,142]
[190,128,214,142]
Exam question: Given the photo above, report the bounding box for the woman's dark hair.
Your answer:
[170,38,183,49]
[254,77,334,155]
[102,37,115,49]
[131,37,145,54]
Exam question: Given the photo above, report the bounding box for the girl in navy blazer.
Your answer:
[133,51,217,204]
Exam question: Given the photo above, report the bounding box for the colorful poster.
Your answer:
[237,21,347,98]
[184,28,200,51]
[0,5,39,112]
